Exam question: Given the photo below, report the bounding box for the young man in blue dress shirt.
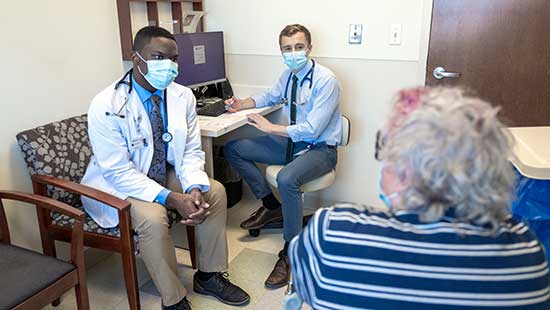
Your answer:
[224,24,342,289]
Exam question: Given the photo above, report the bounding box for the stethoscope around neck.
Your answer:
[105,69,173,143]
[282,59,315,105]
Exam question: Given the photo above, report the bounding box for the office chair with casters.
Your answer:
[248,115,351,237]
[0,190,89,310]
[16,114,197,310]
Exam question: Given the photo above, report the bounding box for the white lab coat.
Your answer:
[81,76,209,228]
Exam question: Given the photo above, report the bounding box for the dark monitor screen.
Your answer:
[174,31,226,88]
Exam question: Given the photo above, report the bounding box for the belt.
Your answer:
[306,142,337,149]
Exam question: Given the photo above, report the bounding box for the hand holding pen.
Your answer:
[224,96,255,113]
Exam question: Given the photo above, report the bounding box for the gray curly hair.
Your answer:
[380,87,516,229]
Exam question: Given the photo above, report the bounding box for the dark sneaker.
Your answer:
[193,272,250,306]
[162,297,191,310]
[240,206,283,230]
[265,251,289,289]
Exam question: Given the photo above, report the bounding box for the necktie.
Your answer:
[285,75,299,164]
[147,94,167,186]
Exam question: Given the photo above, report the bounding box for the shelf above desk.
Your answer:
[116,0,203,60]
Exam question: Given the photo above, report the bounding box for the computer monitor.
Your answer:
[174,31,226,88]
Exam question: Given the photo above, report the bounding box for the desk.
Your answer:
[508,127,550,180]
[199,104,282,176]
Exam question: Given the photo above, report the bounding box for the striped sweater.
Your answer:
[289,204,549,310]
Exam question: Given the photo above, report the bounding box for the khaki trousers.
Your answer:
[128,169,228,306]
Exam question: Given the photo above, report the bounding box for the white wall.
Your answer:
[207,0,424,61]
[204,0,434,208]
[0,0,124,250]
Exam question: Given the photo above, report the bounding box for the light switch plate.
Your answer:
[389,24,402,45]
[349,24,363,44]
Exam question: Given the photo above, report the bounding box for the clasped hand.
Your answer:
[166,189,210,226]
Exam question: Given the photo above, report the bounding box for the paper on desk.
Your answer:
[201,114,244,129]
[232,106,273,116]
[232,109,252,116]
[199,106,278,129]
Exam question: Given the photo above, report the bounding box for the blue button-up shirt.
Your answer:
[132,75,201,205]
[133,76,167,128]
[251,59,342,146]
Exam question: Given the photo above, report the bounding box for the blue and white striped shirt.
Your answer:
[289,204,549,310]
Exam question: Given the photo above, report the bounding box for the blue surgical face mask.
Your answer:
[283,51,308,71]
[136,52,179,90]
[378,166,399,209]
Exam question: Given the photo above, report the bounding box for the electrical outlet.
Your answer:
[349,24,363,44]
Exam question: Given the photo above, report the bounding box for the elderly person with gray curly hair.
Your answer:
[288,87,549,310]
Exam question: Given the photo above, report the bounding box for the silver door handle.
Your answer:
[433,66,461,80]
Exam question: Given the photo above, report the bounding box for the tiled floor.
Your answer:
[45,191,313,310]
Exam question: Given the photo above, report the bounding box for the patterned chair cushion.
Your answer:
[17,114,183,236]
[16,115,91,207]
[50,203,121,237]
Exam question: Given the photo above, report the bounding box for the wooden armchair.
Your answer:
[0,190,89,310]
[16,115,196,310]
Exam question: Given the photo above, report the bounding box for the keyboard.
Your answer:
[197,97,227,117]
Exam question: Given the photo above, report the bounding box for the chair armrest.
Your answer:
[0,190,86,245]
[0,190,87,270]
[0,190,85,220]
[31,174,130,212]
[0,195,9,243]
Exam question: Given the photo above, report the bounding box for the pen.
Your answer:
[225,98,235,111]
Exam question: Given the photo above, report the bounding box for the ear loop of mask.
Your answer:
[135,52,148,76]
[378,165,400,209]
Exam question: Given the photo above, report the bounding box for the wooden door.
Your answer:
[426,0,550,126]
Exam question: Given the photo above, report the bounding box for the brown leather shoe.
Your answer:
[265,251,289,289]
[240,206,283,230]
